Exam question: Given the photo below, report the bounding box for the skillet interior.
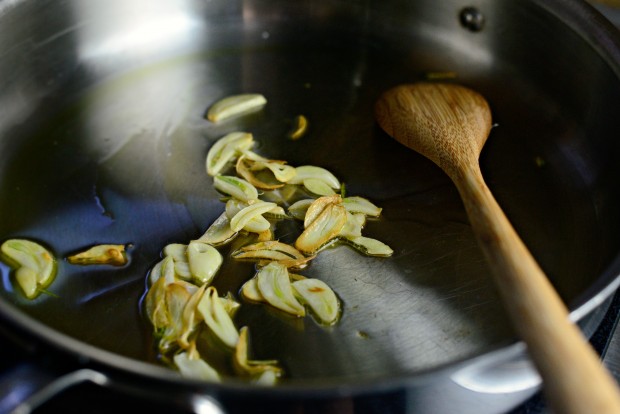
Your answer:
[0,0,619,385]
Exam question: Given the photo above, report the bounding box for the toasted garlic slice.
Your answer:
[303,195,342,228]
[187,241,222,285]
[236,152,297,189]
[232,241,313,270]
[232,241,305,261]
[234,326,283,380]
[67,244,127,266]
[178,284,207,349]
[236,156,284,190]
[288,199,313,220]
[214,175,259,202]
[230,201,277,232]
[288,166,340,189]
[343,196,383,217]
[295,204,347,255]
[197,212,238,246]
[288,115,308,140]
[197,286,239,348]
[145,277,171,332]
[206,94,267,123]
[206,132,254,176]
[1,239,56,299]
[174,349,221,382]
[240,276,265,302]
[344,236,393,257]
[160,282,194,352]
[257,262,305,317]
[292,278,340,325]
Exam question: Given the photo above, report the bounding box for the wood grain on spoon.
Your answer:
[375,82,620,414]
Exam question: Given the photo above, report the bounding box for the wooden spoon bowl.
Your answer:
[375,82,620,414]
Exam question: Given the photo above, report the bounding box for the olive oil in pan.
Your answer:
[0,41,609,381]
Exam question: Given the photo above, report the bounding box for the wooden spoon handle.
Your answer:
[455,165,620,414]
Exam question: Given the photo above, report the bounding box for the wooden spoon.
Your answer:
[375,82,620,414]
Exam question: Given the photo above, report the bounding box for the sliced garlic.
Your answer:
[149,255,177,285]
[221,292,241,316]
[233,326,283,380]
[303,178,336,196]
[288,115,308,140]
[230,201,277,232]
[162,243,191,280]
[344,236,393,257]
[206,94,267,123]
[240,276,264,302]
[197,211,238,246]
[303,195,342,228]
[342,196,383,217]
[236,152,297,190]
[160,282,194,352]
[288,199,313,220]
[206,132,254,176]
[236,156,284,190]
[174,351,221,382]
[256,262,305,317]
[292,278,340,325]
[178,284,207,349]
[1,239,56,299]
[214,175,259,202]
[288,166,340,189]
[295,204,347,255]
[187,241,222,285]
[338,212,365,238]
[232,241,313,269]
[66,244,127,266]
[197,286,239,348]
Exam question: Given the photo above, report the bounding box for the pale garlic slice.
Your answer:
[214,175,259,202]
[287,199,313,220]
[295,203,347,255]
[338,212,365,239]
[233,326,283,381]
[256,262,305,317]
[187,240,222,285]
[197,286,239,348]
[149,255,176,285]
[206,94,267,123]
[292,278,340,325]
[174,347,221,382]
[230,201,278,233]
[342,196,383,217]
[206,132,254,176]
[303,178,336,196]
[288,166,340,189]
[344,236,394,257]
[197,211,238,246]
[1,239,56,299]
[163,243,192,280]
[66,244,127,266]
